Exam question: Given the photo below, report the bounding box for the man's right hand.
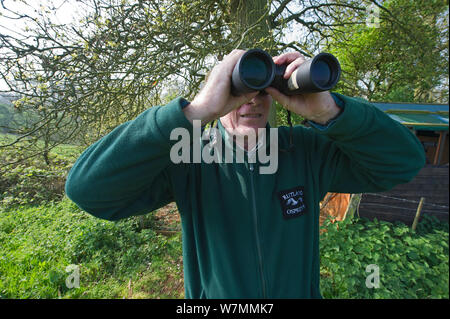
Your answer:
[183,50,259,125]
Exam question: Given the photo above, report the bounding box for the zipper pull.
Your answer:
[249,163,254,172]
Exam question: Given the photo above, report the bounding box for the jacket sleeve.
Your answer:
[304,93,426,199]
[65,97,192,221]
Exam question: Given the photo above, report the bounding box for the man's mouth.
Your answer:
[240,114,262,118]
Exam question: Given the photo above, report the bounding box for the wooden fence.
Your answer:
[358,165,449,224]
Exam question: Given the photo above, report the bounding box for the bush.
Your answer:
[0,198,183,299]
[0,134,80,208]
[319,215,449,298]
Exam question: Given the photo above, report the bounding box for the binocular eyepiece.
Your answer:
[231,49,341,96]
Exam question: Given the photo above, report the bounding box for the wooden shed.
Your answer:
[319,101,449,226]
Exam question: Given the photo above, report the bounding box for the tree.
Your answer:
[3,0,440,169]
[326,0,449,103]
[229,0,278,125]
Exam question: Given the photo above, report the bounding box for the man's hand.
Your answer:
[183,50,259,125]
[265,51,341,125]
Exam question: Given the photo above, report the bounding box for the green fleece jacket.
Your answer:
[65,93,425,298]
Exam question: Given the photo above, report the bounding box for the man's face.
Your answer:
[220,93,272,136]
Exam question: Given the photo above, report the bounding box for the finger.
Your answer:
[225,49,245,61]
[264,87,290,107]
[208,50,244,84]
[273,51,303,65]
[284,56,306,79]
[221,50,246,74]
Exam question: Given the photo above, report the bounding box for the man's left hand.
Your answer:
[264,51,341,125]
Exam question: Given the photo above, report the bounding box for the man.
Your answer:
[65,50,425,298]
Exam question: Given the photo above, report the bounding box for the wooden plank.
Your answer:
[393,178,449,185]
[359,204,448,217]
[363,194,449,204]
[402,176,449,182]
[434,132,445,164]
[384,189,448,198]
[415,167,449,175]
[359,208,448,224]
[360,199,448,210]
[437,132,448,165]
[381,188,448,194]
[359,203,448,217]
[414,170,448,175]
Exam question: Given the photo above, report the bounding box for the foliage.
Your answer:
[1,194,447,298]
[0,198,184,299]
[0,134,183,299]
[327,0,449,103]
[275,101,305,127]
[319,215,449,299]
[0,133,81,208]
[0,0,376,161]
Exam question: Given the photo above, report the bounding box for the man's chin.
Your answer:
[233,122,267,137]
[238,118,266,130]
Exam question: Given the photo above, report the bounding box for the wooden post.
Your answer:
[436,131,447,165]
[344,193,362,220]
[433,131,446,165]
[411,197,425,231]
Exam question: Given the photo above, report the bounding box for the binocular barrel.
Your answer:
[231,49,341,96]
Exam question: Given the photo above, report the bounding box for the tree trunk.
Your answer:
[230,0,277,127]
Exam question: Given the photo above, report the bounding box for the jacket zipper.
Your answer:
[249,163,267,298]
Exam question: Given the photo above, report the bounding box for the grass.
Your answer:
[0,199,184,299]
[1,197,447,299]
[0,136,184,299]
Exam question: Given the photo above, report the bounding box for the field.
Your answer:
[0,134,448,299]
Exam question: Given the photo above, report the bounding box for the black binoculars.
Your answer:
[231,49,341,96]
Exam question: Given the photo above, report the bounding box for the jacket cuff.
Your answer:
[307,93,344,130]
[308,93,375,139]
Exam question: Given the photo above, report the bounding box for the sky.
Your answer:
[0,0,83,31]
[0,0,88,92]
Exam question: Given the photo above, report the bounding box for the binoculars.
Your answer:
[231,49,341,96]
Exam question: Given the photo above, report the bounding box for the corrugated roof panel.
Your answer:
[372,102,448,113]
[436,115,449,124]
[371,102,449,131]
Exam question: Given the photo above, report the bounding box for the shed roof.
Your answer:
[371,102,449,131]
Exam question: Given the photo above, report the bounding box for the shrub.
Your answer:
[0,134,80,208]
[0,198,183,299]
[319,215,449,299]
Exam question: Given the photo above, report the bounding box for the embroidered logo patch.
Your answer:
[277,186,307,219]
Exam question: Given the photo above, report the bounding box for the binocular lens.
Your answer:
[311,60,332,87]
[230,49,340,96]
[231,49,275,95]
[241,56,269,87]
